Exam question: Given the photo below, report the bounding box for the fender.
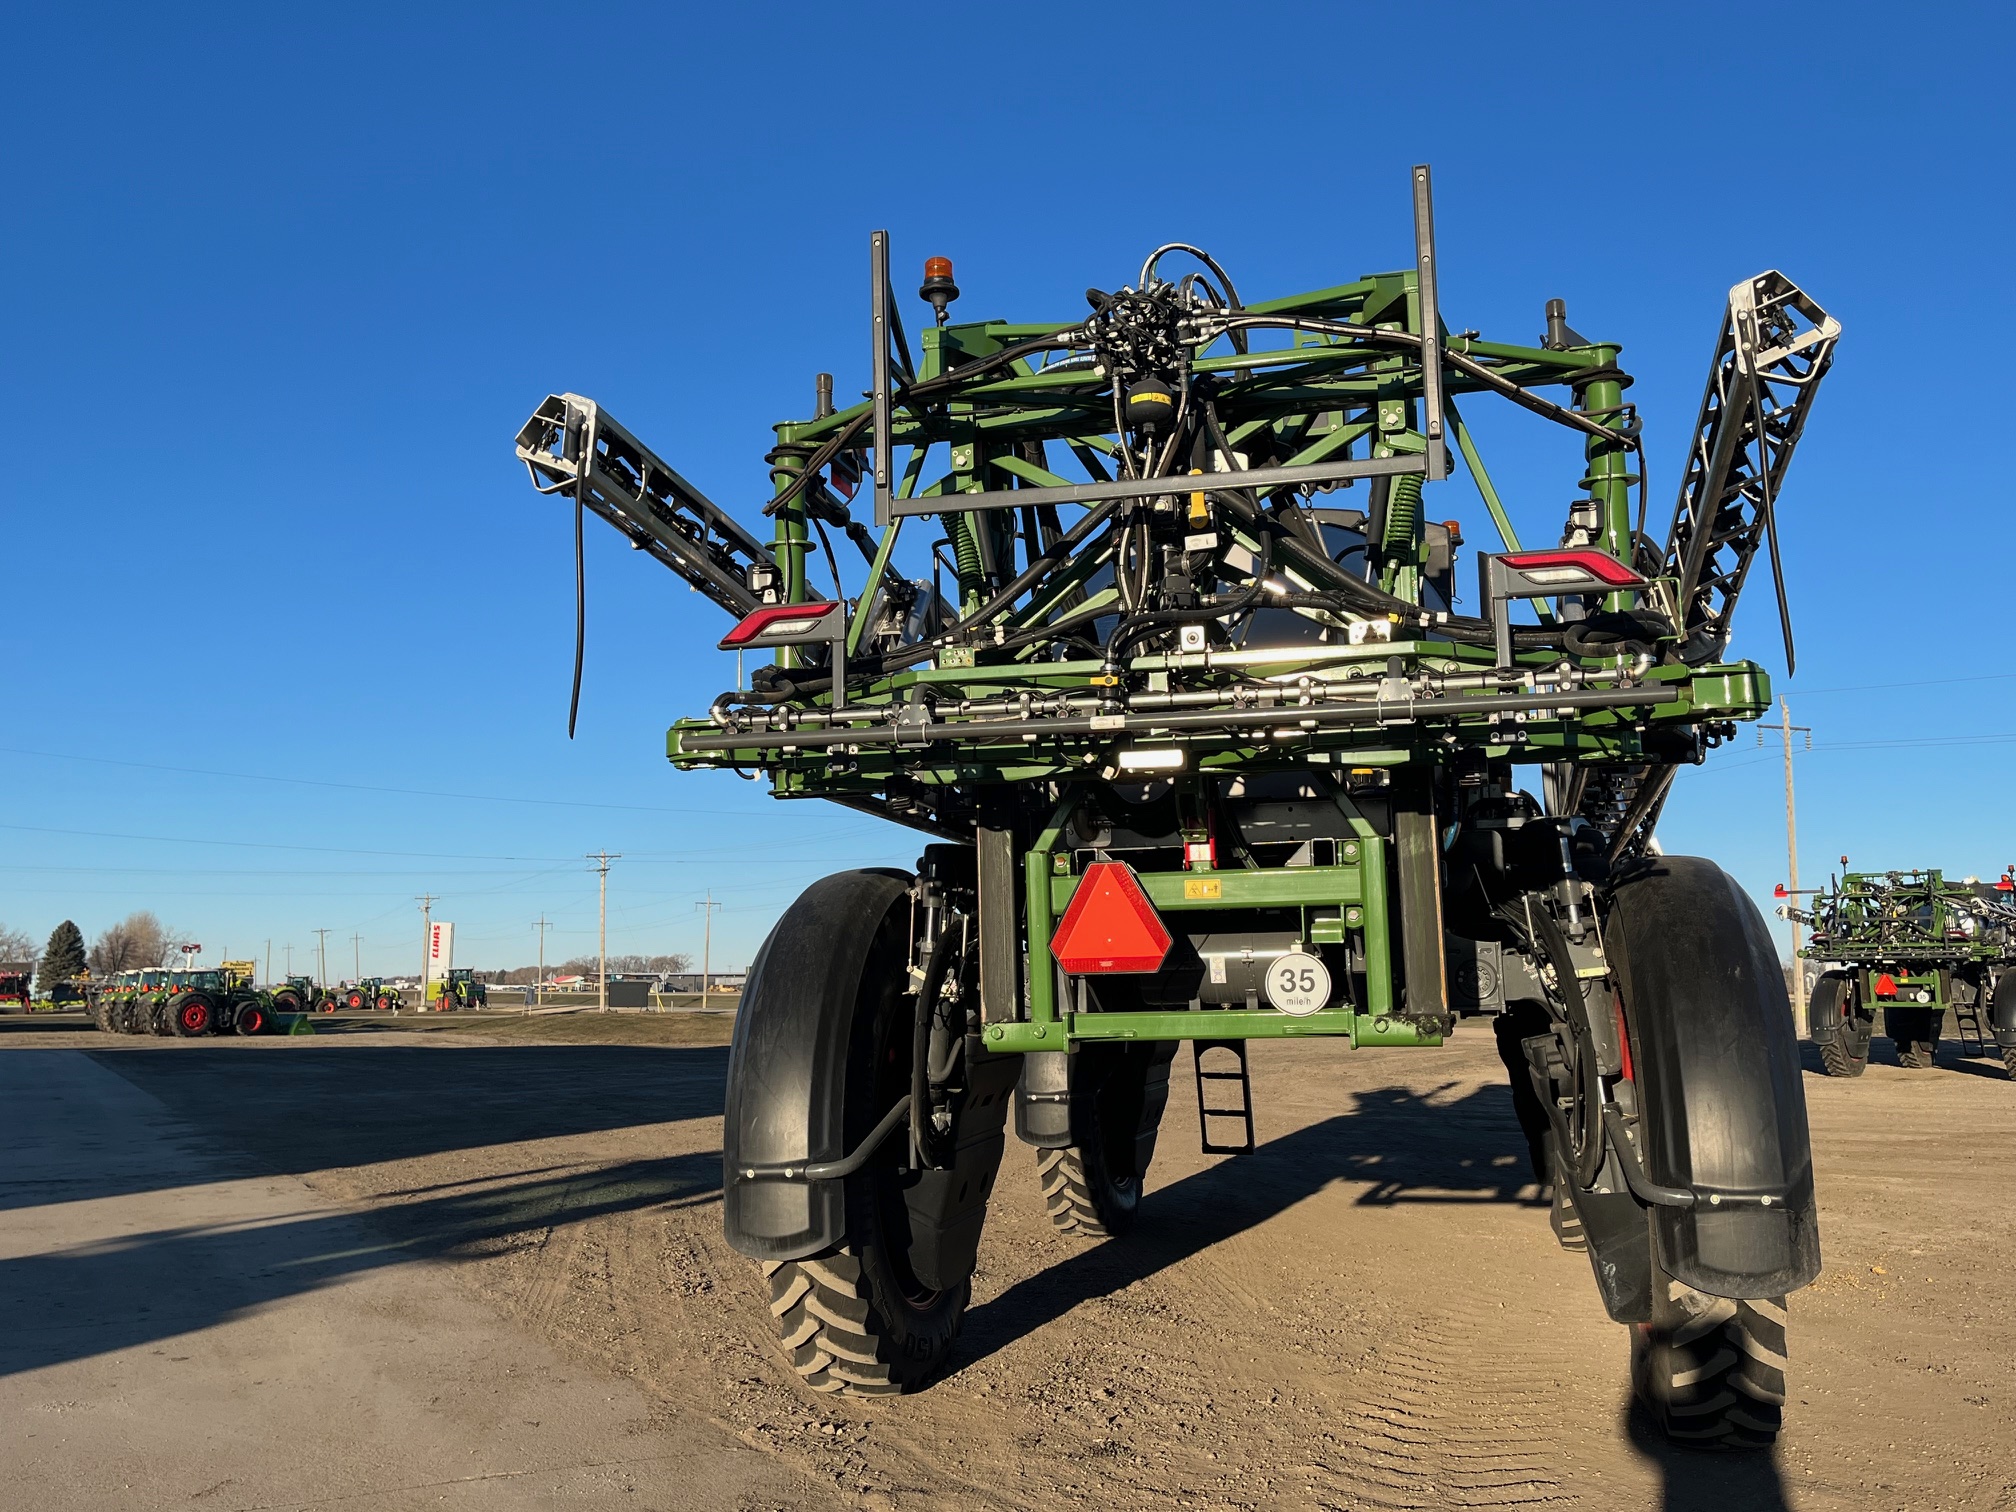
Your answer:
[722,868,912,1260]
[1607,856,1821,1299]
[1990,970,2016,1049]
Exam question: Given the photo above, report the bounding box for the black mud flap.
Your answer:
[1014,1048,1073,1148]
[721,869,912,1261]
[1608,856,1821,1299]
[901,1049,1020,1290]
[1014,1041,1180,1166]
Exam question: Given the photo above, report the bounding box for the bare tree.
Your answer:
[89,912,190,974]
[0,922,37,970]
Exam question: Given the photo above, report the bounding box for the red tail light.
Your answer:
[1495,549,1645,588]
[718,602,842,649]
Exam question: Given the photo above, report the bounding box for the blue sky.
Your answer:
[4,3,2011,978]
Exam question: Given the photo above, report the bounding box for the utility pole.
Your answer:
[533,915,551,1011]
[264,940,271,987]
[1760,698,1813,1016]
[312,928,331,991]
[696,892,721,1012]
[416,894,436,1012]
[588,854,620,1012]
[351,932,363,981]
[284,943,293,977]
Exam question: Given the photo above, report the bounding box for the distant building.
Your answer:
[661,972,745,993]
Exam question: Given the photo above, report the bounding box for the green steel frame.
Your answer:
[515,167,1835,1054]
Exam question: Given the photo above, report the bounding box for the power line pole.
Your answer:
[264,939,271,987]
[533,915,551,1012]
[588,854,620,1012]
[416,894,436,1012]
[1760,698,1813,1016]
[284,943,293,977]
[696,892,720,1012]
[351,932,363,981]
[312,929,330,991]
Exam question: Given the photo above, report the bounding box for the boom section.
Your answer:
[516,393,775,618]
[1663,272,1839,666]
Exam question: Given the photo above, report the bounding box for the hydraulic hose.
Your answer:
[909,925,966,1168]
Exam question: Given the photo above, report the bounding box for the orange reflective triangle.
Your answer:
[1051,861,1173,975]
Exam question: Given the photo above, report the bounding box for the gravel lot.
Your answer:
[7,1013,2012,1511]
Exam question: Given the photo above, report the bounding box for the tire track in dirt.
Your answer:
[1317,1288,1575,1510]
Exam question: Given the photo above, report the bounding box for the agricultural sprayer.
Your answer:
[515,166,1839,1447]
[1782,866,2016,1075]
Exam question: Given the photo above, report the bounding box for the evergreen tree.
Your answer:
[39,920,87,989]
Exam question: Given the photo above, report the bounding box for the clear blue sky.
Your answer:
[4,3,2011,979]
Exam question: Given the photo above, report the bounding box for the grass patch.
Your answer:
[432,1010,738,1047]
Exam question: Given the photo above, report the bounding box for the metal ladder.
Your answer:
[1954,997,1988,1057]
[1192,1040,1255,1155]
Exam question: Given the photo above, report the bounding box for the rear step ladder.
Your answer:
[1193,1040,1255,1155]
[1954,999,1987,1057]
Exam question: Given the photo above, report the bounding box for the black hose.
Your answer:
[568,496,585,739]
[909,926,964,1168]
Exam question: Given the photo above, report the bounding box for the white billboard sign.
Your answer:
[426,922,455,990]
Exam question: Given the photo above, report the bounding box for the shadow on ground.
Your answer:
[0,1149,721,1379]
[1623,1399,1792,1511]
[85,1043,732,1185]
[960,1080,1540,1370]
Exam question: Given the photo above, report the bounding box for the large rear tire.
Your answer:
[271,988,304,1014]
[1632,1275,1787,1449]
[172,994,214,1037]
[1036,1042,1177,1239]
[1990,972,2016,1081]
[234,1003,268,1036]
[1605,856,1815,1451]
[750,874,972,1396]
[1809,972,1869,1077]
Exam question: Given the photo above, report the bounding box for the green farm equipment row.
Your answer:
[514,166,1839,1447]
[94,965,278,1037]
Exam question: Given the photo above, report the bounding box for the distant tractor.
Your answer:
[436,969,487,1011]
[1782,865,2016,1077]
[162,965,273,1037]
[268,975,322,1014]
[0,965,33,1013]
[339,977,402,1012]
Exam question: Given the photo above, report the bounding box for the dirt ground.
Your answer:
[19,1014,2016,1512]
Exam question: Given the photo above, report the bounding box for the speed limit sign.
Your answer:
[1265,951,1331,1016]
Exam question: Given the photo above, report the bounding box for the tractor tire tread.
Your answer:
[1818,1036,1868,1077]
[1634,1285,1787,1450]
[1035,1147,1114,1237]
[764,1249,942,1398]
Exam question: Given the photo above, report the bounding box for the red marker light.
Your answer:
[1773,883,1788,898]
[1496,549,1645,588]
[718,602,841,649]
[1050,862,1173,975]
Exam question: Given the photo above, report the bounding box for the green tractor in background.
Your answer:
[268,974,327,1014]
[1782,864,2016,1076]
[338,977,403,1012]
[162,963,275,1037]
[434,968,487,1011]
